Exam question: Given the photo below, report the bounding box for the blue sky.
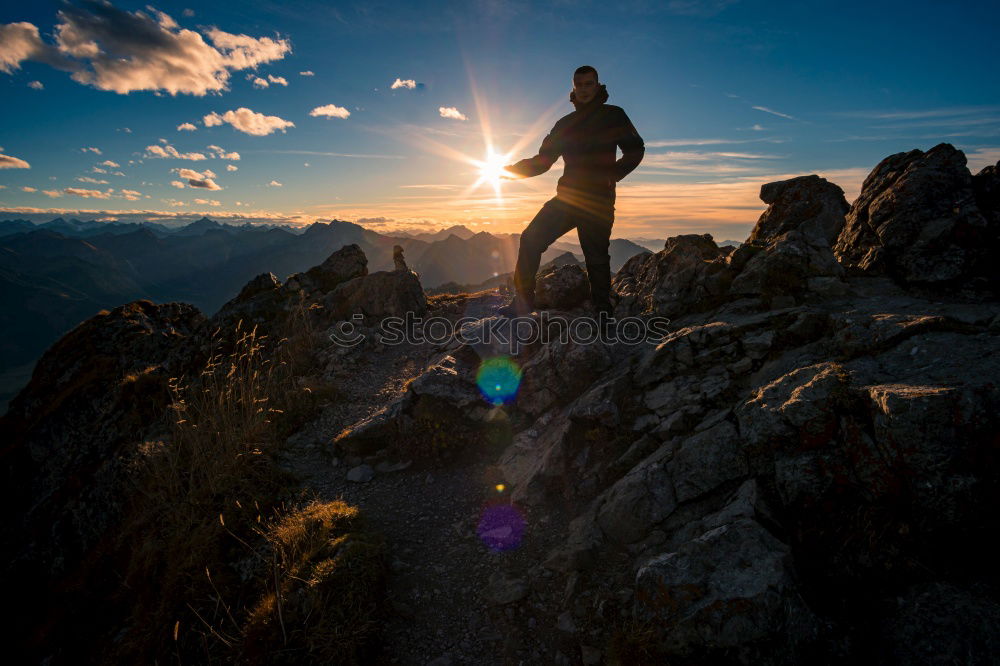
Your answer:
[1,0,998,240]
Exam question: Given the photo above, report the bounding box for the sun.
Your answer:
[471,149,513,200]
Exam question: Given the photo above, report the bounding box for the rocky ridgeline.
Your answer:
[2,143,999,663]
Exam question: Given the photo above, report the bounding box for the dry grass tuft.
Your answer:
[108,300,381,663]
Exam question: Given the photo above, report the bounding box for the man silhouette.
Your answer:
[498,65,644,320]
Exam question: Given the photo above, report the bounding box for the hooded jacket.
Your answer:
[506,83,644,209]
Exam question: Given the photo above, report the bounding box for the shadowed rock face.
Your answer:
[0,299,207,594]
[834,143,999,290]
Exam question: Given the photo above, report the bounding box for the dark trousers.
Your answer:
[513,194,614,311]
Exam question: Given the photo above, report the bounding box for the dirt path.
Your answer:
[285,292,611,665]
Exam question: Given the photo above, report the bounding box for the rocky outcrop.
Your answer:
[533,263,590,310]
[613,233,732,316]
[325,269,428,320]
[0,300,208,657]
[213,243,369,331]
[833,143,999,290]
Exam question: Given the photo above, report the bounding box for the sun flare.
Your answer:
[471,149,513,201]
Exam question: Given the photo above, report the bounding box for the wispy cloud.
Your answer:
[0,152,30,168]
[251,149,405,159]
[646,137,786,147]
[81,146,102,154]
[391,78,416,89]
[267,74,287,86]
[752,105,799,121]
[268,180,282,187]
[64,187,112,199]
[177,122,198,131]
[206,144,240,160]
[27,80,42,90]
[299,70,314,76]
[831,105,1000,120]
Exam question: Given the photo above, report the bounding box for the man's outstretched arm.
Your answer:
[615,109,644,181]
[505,122,562,178]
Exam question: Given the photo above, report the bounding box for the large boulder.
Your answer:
[614,234,732,317]
[731,175,848,302]
[748,174,849,246]
[213,244,369,331]
[325,269,427,320]
[833,143,998,288]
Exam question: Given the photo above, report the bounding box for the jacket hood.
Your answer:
[570,83,609,111]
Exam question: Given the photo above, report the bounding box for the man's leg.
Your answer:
[513,198,576,304]
[576,200,615,315]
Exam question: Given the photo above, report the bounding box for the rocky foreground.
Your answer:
[2,143,999,664]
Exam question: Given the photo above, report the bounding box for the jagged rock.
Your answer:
[325,269,427,320]
[748,175,849,246]
[634,517,816,660]
[670,420,746,503]
[534,263,590,310]
[303,242,368,292]
[731,176,848,302]
[595,442,676,545]
[833,143,998,288]
[214,244,370,331]
[0,299,206,581]
[613,234,732,317]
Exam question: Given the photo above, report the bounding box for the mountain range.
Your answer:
[0,215,655,411]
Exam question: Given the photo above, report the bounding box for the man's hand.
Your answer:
[500,165,519,180]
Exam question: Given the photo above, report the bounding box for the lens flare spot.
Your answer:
[477,504,525,551]
[495,484,505,492]
[476,356,522,405]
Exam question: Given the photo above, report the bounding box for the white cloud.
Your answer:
[21,186,37,192]
[391,78,416,90]
[77,176,109,184]
[299,70,313,76]
[267,180,282,187]
[27,80,43,90]
[171,166,221,190]
[92,166,107,173]
[177,122,197,131]
[100,159,119,167]
[226,164,238,171]
[118,127,132,133]
[145,143,207,160]
[249,75,268,88]
[110,170,125,176]
[42,189,62,197]
[193,198,221,206]
[0,152,30,168]
[309,103,350,119]
[439,106,467,121]
[82,146,102,154]
[0,6,291,96]
[206,144,240,160]
[203,107,294,135]
[170,180,185,188]
[267,74,287,86]
[120,189,142,200]
[64,187,112,198]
